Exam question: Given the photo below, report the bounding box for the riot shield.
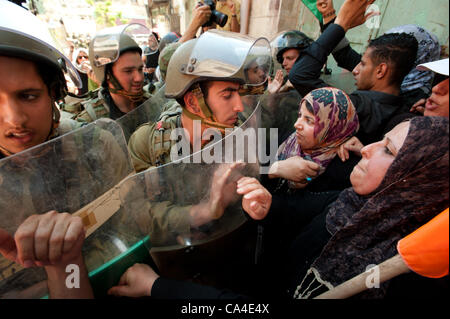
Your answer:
[260,89,302,144]
[0,118,134,298]
[112,94,262,287]
[115,84,170,142]
[0,93,267,298]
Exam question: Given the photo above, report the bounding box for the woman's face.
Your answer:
[350,121,410,195]
[294,101,316,151]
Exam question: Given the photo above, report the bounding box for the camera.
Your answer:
[202,0,228,28]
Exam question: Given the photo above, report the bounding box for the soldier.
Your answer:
[269,30,314,93]
[128,29,271,172]
[0,0,94,298]
[0,1,135,299]
[67,24,154,123]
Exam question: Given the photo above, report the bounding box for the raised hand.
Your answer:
[335,0,378,32]
[267,69,284,94]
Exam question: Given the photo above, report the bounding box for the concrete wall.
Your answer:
[244,0,449,75]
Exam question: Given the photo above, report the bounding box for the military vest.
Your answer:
[68,84,156,124]
[149,110,183,167]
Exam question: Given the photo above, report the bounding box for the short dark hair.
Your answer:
[35,60,66,101]
[368,33,418,87]
[103,48,142,88]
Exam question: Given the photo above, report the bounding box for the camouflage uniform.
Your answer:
[67,83,157,124]
[128,111,181,172]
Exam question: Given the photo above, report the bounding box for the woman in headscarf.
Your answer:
[268,87,359,189]
[260,87,360,288]
[262,87,359,237]
[289,116,449,299]
[104,116,448,301]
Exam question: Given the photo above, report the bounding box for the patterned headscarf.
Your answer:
[294,116,449,299]
[277,87,359,177]
[386,25,440,94]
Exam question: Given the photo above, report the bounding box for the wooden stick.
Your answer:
[315,254,411,299]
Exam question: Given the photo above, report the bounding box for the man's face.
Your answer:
[204,81,244,126]
[110,51,144,94]
[0,56,53,156]
[424,78,449,117]
[281,48,300,75]
[352,47,377,90]
[350,121,410,195]
[148,34,158,49]
[246,62,267,85]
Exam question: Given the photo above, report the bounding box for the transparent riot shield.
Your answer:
[0,118,134,299]
[259,89,302,144]
[115,85,170,142]
[111,94,262,287]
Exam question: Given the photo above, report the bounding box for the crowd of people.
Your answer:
[0,0,448,301]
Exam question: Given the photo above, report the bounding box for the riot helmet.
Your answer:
[89,23,150,103]
[158,31,182,54]
[271,30,313,64]
[158,41,182,83]
[0,0,81,101]
[89,24,148,84]
[0,0,82,146]
[165,29,271,131]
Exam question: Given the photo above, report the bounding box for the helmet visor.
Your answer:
[185,30,272,86]
[91,23,149,68]
[243,39,273,86]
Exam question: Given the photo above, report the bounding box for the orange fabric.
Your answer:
[397,208,449,278]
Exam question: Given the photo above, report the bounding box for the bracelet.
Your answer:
[232,14,237,18]
[322,10,336,18]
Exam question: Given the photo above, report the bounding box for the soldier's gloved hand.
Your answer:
[108,263,159,298]
[0,210,85,268]
[237,177,271,220]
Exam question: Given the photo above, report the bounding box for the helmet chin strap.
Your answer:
[106,69,146,104]
[184,84,236,135]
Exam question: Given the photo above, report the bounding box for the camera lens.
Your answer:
[212,10,228,28]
